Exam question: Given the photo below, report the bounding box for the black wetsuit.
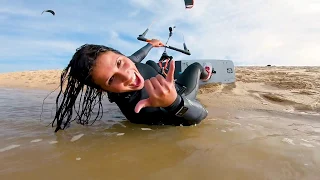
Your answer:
[107,44,208,126]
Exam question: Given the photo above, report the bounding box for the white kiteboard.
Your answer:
[175,60,236,84]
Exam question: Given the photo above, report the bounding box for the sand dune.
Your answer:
[198,66,320,115]
[0,66,319,114]
[0,69,61,90]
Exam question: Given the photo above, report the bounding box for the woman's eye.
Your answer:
[108,59,121,85]
[117,60,121,67]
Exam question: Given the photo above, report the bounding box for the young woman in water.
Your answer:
[51,39,213,132]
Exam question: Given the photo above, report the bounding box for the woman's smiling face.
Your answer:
[91,51,144,93]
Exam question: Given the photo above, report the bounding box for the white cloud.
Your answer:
[130,0,320,66]
[0,0,319,73]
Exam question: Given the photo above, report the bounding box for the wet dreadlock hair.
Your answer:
[51,44,124,132]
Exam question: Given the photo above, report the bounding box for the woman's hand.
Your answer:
[148,39,164,47]
[135,60,177,113]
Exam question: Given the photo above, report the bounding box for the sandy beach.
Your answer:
[200,66,320,114]
[1,66,319,114]
[1,66,320,180]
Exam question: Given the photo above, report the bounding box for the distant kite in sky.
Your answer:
[184,0,194,9]
[41,10,55,16]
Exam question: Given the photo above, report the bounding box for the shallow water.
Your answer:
[0,88,319,180]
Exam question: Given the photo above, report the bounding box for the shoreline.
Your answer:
[0,66,319,115]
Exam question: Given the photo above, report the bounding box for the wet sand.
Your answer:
[0,66,320,180]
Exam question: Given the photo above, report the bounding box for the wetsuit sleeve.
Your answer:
[128,43,153,63]
[114,95,207,126]
[164,95,208,125]
[115,100,167,125]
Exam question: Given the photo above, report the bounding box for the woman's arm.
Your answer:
[164,95,208,125]
[114,94,207,126]
[128,39,164,63]
[128,43,153,63]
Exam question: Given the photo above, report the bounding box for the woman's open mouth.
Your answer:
[130,72,141,87]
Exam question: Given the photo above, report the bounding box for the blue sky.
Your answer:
[0,0,319,73]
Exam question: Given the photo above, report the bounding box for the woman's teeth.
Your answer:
[132,74,136,85]
[130,73,137,86]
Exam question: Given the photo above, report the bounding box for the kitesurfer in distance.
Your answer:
[51,39,213,132]
[41,10,55,16]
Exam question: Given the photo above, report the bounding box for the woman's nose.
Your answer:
[117,70,131,82]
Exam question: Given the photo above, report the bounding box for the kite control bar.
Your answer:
[137,26,191,56]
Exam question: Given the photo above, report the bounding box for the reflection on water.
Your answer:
[0,88,320,180]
